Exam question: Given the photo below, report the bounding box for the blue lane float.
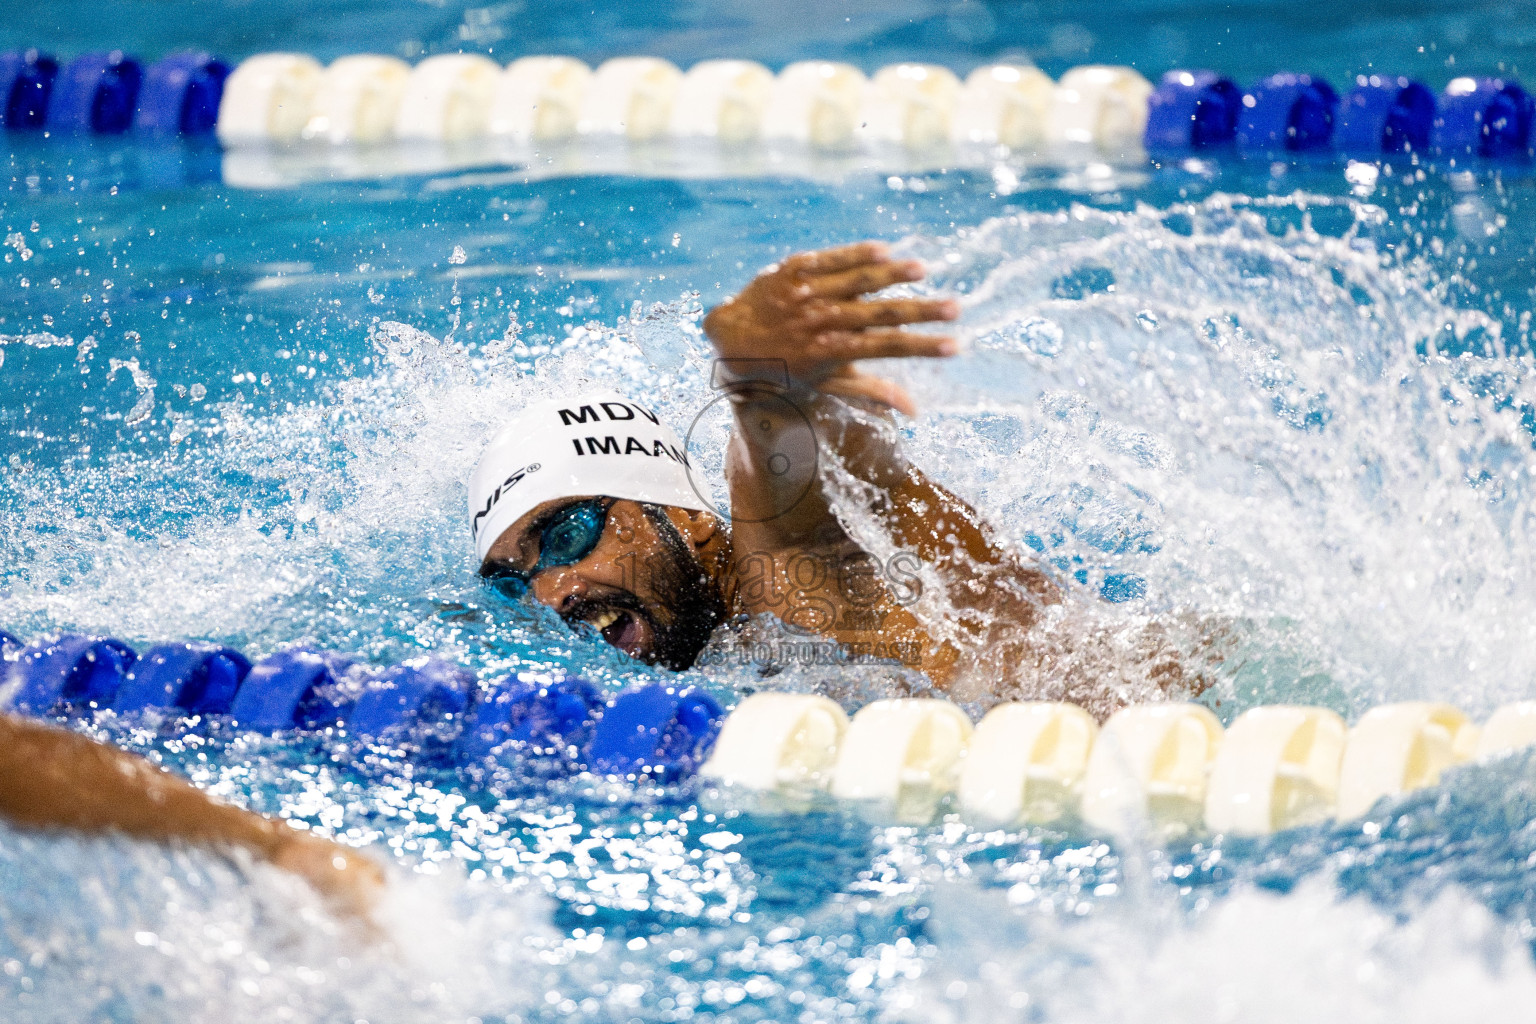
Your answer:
[1144,70,1241,151]
[586,683,725,779]
[0,49,58,130]
[1436,77,1534,158]
[46,50,143,134]
[457,673,603,761]
[1237,72,1339,153]
[351,659,474,740]
[1336,75,1436,154]
[227,648,356,732]
[0,630,737,783]
[134,51,228,135]
[8,635,138,714]
[114,642,252,715]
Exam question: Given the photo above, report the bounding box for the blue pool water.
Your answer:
[7,1,1536,1020]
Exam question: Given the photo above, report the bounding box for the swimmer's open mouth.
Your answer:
[585,606,650,658]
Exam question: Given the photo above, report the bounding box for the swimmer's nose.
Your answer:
[530,566,587,614]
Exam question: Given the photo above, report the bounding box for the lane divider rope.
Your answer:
[2,629,1531,835]
[3,48,1533,168]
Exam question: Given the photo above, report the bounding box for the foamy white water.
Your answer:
[895,877,1536,1023]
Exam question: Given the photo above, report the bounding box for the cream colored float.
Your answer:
[303,55,411,145]
[693,694,1536,835]
[1049,65,1153,152]
[1474,701,1536,759]
[217,53,324,144]
[763,61,869,150]
[830,698,973,823]
[487,56,592,142]
[698,693,847,791]
[578,57,683,141]
[859,63,963,150]
[953,64,1056,149]
[957,701,1098,824]
[669,60,775,143]
[1335,702,1479,819]
[394,54,501,141]
[1080,702,1223,834]
[1204,705,1347,835]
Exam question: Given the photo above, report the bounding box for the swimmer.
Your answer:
[0,713,383,920]
[471,241,1129,697]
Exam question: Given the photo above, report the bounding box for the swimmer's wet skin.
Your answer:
[474,242,1060,687]
[0,714,383,923]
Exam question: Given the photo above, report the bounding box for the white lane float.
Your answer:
[693,692,1536,836]
[670,59,775,144]
[1204,705,1347,835]
[579,57,683,141]
[1476,701,1536,759]
[831,698,973,823]
[1049,64,1154,152]
[304,55,411,145]
[1080,702,1223,835]
[859,63,963,150]
[1335,701,1479,819]
[957,701,1098,825]
[394,54,501,141]
[698,692,847,791]
[208,54,1536,192]
[954,64,1056,149]
[217,53,324,144]
[763,60,869,150]
[487,56,592,142]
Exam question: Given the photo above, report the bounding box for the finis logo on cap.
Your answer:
[470,462,541,541]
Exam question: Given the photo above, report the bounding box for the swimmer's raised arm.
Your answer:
[704,242,1059,682]
[0,714,382,920]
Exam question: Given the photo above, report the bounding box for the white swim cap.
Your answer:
[468,389,710,565]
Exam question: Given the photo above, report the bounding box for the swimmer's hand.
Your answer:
[703,241,960,416]
[265,827,386,924]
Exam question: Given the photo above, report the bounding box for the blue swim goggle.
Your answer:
[483,498,613,599]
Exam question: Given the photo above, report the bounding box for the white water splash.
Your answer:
[866,196,1536,714]
[892,878,1536,1023]
[0,331,73,371]
[107,356,158,426]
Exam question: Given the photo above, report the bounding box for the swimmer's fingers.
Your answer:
[816,369,917,416]
[801,296,960,331]
[801,259,925,300]
[814,328,958,362]
[779,241,891,277]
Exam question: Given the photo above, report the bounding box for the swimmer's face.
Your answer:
[480,498,728,670]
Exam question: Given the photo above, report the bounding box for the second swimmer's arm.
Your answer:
[0,714,383,920]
